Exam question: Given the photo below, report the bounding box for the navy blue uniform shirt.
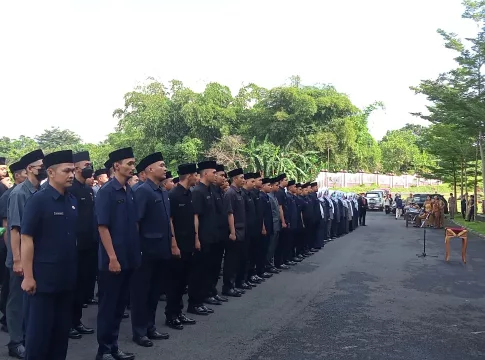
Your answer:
[260,191,273,236]
[275,187,289,224]
[69,177,97,251]
[21,184,77,293]
[95,177,141,271]
[192,182,218,245]
[211,184,228,241]
[224,186,246,242]
[169,184,196,253]
[295,195,305,229]
[135,178,171,260]
[286,192,298,229]
[241,188,257,238]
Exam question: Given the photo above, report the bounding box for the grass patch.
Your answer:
[451,216,485,236]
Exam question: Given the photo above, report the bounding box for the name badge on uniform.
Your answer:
[179,203,185,207]
[117,199,125,204]
[54,212,64,216]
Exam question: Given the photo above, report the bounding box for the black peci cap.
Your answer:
[165,171,172,179]
[287,180,296,186]
[244,173,255,180]
[197,160,217,171]
[104,159,112,170]
[216,164,225,172]
[178,163,197,176]
[9,160,25,173]
[43,150,74,169]
[72,151,90,163]
[228,168,244,178]
[109,147,134,163]
[310,182,318,187]
[0,157,5,166]
[20,149,44,167]
[262,177,271,184]
[94,168,108,178]
[137,152,163,173]
[173,177,180,184]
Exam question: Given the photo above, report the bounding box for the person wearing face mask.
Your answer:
[6,149,45,359]
[0,160,27,334]
[68,151,96,340]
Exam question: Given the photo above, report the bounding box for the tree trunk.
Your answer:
[460,160,464,198]
[453,160,457,210]
[475,140,480,217]
[480,130,485,201]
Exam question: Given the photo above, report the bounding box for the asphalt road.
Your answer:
[0,211,484,360]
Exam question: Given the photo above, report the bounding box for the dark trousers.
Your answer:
[130,256,166,338]
[7,268,24,346]
[331,219,338,238]
[247,231,260,279]
[327,219,332,239]
[205,241,225,297]
[24,291,72,360]
[83,248,98,302]
[0,246,6,290]
[359,210,367,225]
[461,208,466,219]
[72,248,97,327]
[467,207,475,221]
[256,234,270,276]
[236,240,250,286]
[165,251,202,318]
[316,220,327,248]
[222,240,242,291]
[0,266,9,319]
[275,228,290,267]
[266,230,279,268]
[97,270,133,355]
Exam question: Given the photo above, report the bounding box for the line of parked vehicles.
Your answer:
[364,189,449,215]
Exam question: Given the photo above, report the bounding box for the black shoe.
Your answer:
[178,313,196,325]
[234,287,245,294]
[147,328,170,340]
[82,303,88,308]
[261,272,273,278]
[277,264,290,270]
[310,248,319,252]
[159,294,167,302]
[204,297,222,305]
[87,298,98,305]
[237,283,252,290]
[75,323,95,334]
[292,257,303,262]
[297,255,305,260]
[285,261,297,266]
[133,335,153,347]
[214,294,228,302]
[247,281,257,287]
[201,305,214,314]
[96,354,116,360]
[222,288,242,297]
[112,349,135,360]
[69,328,82,339]
[165,317,184,330]
[268,267,279,274]
[252,275,264,282]
[8,344,25,359]
[187,305,209,316]
[122,312,129,319]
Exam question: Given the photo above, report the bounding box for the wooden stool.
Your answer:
[445,227,468,263]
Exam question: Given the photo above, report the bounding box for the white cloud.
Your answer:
[0,0,478,143]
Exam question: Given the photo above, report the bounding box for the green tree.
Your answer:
[35,127,82,151]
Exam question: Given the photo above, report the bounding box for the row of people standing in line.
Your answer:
[0,147,367,360]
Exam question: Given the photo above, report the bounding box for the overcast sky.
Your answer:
[0,0,478,143]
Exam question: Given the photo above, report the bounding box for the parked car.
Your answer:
[412,193,449,214]
[366,192,384,211]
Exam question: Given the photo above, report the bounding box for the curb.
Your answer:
[448,219,485,239]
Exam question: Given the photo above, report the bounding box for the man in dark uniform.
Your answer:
[129,152,170,347]
[95,147,140,360]
[358,193,367,226]
[300,183,313,255]
[166,163,201,328]
[0,157,10,198]
[285,181,299,264]
[265,178,281,273]
[257,178,273,279]
[274,174,290,270]
[293,184,306,259]
[221,169,246,297]
[69,151,96,340]
[20,150,77,360]
[161,171,174,192]
[192,160,223,308]
[240,173,258,289]
[0,160,27,333]
[93,169,109,196]
[207,164,228,303]
[131,163,146,192]
[6,149,45,359]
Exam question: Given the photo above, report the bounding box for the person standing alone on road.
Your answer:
[358,193,367,226]
[448,193,456,220]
